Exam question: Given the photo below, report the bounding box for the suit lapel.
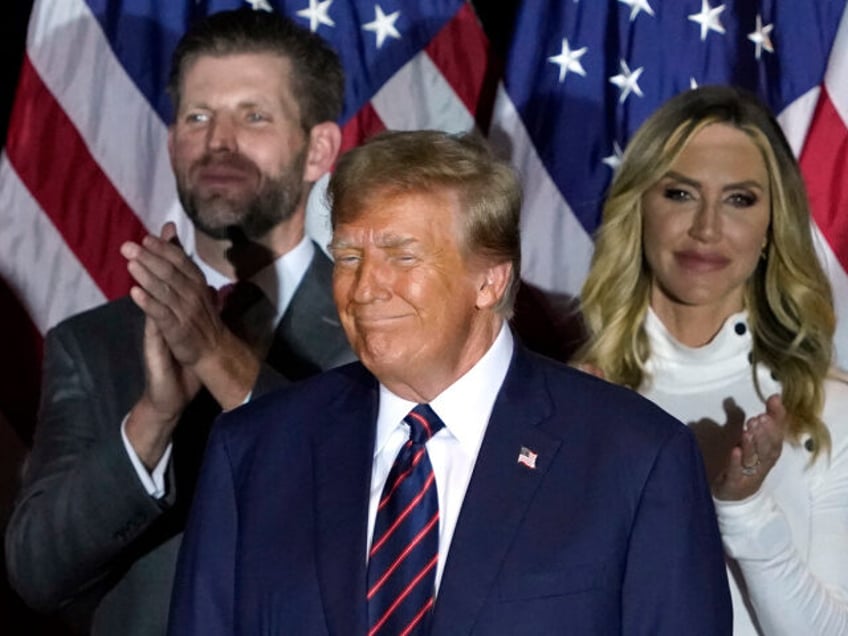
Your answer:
[313,366,378,635]
[430,346,562,635]
[281,243,340,333]
[269,245,350,379]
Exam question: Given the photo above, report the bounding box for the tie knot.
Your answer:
[215,280,275,355]
[217,280,265,316]
[404,404,444,445]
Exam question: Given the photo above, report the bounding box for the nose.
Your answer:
[207,115,237,153]
[688,199,721,243]
[351,255,391,304]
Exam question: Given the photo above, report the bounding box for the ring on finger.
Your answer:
[741,453,761,476]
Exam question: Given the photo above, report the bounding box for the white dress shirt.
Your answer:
[367,322,514,593]
[123,235,315,497]
[196,234,314,329]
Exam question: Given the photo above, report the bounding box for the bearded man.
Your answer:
[4,10,353,636]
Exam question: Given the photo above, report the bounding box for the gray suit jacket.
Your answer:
[4,246,354,635]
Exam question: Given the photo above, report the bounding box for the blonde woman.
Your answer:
[578,85,848,635]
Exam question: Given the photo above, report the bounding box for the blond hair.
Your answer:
[577,86,834,458]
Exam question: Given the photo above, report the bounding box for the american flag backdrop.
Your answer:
[1,0,848,627]
[3,0,848,446]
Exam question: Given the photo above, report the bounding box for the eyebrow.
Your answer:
[179,101,211,112]
[375,235,418,249]
[181,98,273,112]
[329,234,418,251]
[663,170,765,192]
[236,99,272,110]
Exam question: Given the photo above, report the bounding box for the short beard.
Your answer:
[178,149,306,242]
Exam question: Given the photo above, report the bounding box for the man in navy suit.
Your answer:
[169,130,732,635]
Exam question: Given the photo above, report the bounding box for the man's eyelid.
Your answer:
[245,109,271,122]
[329,243,361,258]
[183,109,211,123]
[238,98,275,114]
[386,244,422,260]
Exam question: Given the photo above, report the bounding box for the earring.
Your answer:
[760,238,768,261]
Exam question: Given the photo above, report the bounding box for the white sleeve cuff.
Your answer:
[120,414,173,499]
[714,490,792,560]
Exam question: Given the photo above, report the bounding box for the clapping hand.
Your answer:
[121,222,225,368]
[122,222,261,411]
[713,394,787,501]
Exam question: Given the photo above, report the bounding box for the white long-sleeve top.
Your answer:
[640,309,848,635]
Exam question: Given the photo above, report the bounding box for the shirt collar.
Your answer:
[374,322,514,458]
[193,235,314,324]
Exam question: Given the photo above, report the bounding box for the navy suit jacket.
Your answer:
[169,343,732,635]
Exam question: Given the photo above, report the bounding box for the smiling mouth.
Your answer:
[192,153,258,183]
[196,166,252,184]
[353,314,410,326]
[674,251,730,271]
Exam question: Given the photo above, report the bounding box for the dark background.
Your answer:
[1,2,34,149]
[2,3,46,632]
[0,1,520,632]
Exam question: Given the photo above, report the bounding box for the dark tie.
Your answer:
[367,404,445,636]
[216,280,274,354]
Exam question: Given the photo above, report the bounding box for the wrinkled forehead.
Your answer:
[333,182,464,223]
[331,186,466,246]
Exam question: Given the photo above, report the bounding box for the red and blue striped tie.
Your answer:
[367,404,445,636]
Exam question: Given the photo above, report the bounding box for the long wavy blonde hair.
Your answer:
[577,86,835,458]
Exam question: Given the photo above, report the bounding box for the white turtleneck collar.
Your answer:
[642,307,769,394]
[640,306,781,440]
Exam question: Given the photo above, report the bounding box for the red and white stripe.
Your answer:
[0,1,493,426]
[3,0,848,431]
[798,6,848,366]
[1,0,189,338]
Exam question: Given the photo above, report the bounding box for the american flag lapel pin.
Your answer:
[517,446,538,470]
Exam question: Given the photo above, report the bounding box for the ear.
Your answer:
[475,260,513,311]
[303,121,342,183]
